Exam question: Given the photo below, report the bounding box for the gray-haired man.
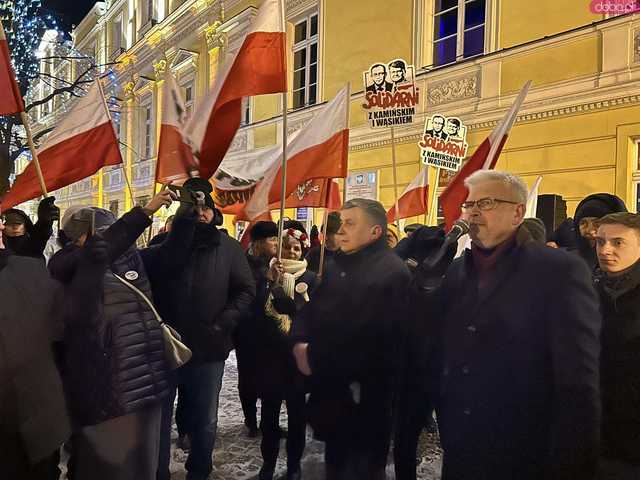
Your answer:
[411,171,601,480]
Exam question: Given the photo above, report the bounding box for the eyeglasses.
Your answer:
[460,197,520,212]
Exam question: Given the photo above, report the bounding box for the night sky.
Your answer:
[42,0,98,31]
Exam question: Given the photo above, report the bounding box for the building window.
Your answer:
[146,0,155,24]
[141,102,153,160]
[433,0,486,67]
[240,97,251,126]
[183,82,194,117]
[109,200,119,217]
[292,12,319,109]
[111,17,123,57]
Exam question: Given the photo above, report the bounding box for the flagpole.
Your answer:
[277,91,288,260]
[390,126,400,230]
[19,112,48,197]
[317,207,329,279]
[428,167,440,226]
[342,82,351,206]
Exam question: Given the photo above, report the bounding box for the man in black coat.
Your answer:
[147,178,255,480]
[3,196,59,261]
[413,171,601,480]
[291,198,411,479]
[593,212,640,478]
[0,216,70,480]
[573,193,627,271]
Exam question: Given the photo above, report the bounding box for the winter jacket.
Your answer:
[255,267,316,398]
[48,207,170,427]
[595,260,640,465]
[291,238,410,452]
[141,210,255,363]
[416,226,601,480]
[0,252,70,464]
[4,208,53,261]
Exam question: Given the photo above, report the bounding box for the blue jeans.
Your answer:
[157,361,225,480]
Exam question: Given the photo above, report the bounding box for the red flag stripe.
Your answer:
[0,24,24,115]
[2,122,122,208]
[387,185,429,223]
[156,124,196,184]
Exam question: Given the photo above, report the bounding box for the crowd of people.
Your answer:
[1,170,639,480]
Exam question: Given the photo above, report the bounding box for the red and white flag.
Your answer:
[156,71,197,184]
[2,80,122,209]
[440,81,531,230]
[0,22,24,115]
[386,168,428,223]
[525,175,542,218]
[184,0,286,179]
[245,85,350,219]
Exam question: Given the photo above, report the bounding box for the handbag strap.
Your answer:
[112,273,165,326]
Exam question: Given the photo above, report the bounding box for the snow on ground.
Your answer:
[167,351,442,480]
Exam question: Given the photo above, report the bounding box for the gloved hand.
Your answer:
[37,196,60,224]
[411,227,458,291]
[271,285,297,316]
[82,234,109,265]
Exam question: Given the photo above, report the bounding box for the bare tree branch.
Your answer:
[25,64,95,113]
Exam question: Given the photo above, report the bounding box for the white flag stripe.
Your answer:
[38,81,111,152]
[0,22,6,41]
[184,0,284,150]
[525,175,543,218]
[245,85,349,218]
[401,167,428,194]
[483,81,532,169]
[163,71,186,129]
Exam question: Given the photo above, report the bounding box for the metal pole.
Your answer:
[276,90,288,261]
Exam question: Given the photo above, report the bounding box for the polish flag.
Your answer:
[386,168,428,223]
[237,211,273,250]
[1,81,122,209]
[155,71,197,184]
[0,22,24,115]
[440,81,532,230]
[525,175,542,218]
[184,0,286,180]
[245,85,350,219]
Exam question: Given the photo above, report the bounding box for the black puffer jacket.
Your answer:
[142,210,255,363]
[49,207,170,427]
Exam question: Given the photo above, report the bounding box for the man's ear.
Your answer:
[514,204,526,225]
[372,224,383,240]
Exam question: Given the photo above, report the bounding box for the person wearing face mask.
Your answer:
[573,193,627,271]
[291,199,411,480]
[412,170,601,480]
[0,213,71,480]
[593,213,640,479]
[46,188,176,480]
[149,177,256,480]
[3,196,60,261]
[256,221,316,480]
[234,220,280,438]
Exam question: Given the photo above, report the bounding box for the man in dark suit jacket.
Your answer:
[412,170,601,480]
[365,64,393,94]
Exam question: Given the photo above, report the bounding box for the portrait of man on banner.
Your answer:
[420,114,469,172]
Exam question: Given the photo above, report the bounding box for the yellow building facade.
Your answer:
[25,0,640,237]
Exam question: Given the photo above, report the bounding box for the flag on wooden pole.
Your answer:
[2,81,122,208]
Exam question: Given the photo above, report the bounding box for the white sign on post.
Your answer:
[361,59,420,128]
[419,114,469,172]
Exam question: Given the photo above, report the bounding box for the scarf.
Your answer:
[471,234,517,292]
[596,260,640,301]
[265,258,309,334]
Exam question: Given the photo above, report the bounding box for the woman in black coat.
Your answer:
[257,224,316,480]
[48,191,175,480]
